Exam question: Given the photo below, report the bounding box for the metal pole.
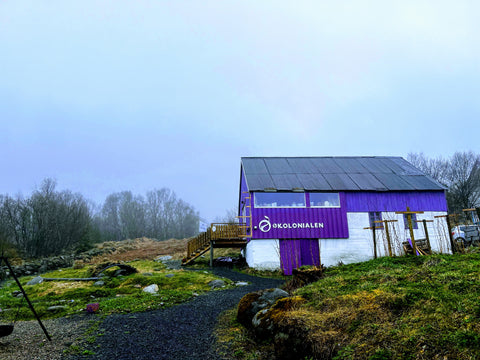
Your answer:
[1,257,51,341]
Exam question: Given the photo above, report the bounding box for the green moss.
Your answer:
[0,260,226,321]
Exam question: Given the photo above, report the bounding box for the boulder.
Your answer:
[93,281,105,287]
[27,276,44,285]
[208,279,226,289]
[165,274,175,278]
[143,284,159,294]
[47,305,67,312]
[156,255,173,261]
[237,288,289,328]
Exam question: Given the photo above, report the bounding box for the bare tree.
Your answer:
[214,207,238,224]
[408,151,480,213]
[0,178,93,257]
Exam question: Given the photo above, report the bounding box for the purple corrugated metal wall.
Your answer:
[344,191,448,212]
[280,239,320,275]
[252,207,349,239]
[251,192,348,239]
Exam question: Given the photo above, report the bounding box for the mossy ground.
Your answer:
[218,250,480,360]
[0,257,223,322]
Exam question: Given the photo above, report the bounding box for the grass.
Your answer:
[220,251,480,360]
[0,239,227,322]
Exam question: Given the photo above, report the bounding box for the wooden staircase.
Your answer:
[182,223,251,266]
[183,194,252,266]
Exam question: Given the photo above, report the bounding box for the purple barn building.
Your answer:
[238,156,448,274]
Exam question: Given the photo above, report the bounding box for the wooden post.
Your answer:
[446,215,456,253]
[210,241,214,267]
[375,220,398,257]
[396,207,424,256]
[364,225,378,259]
[421,219,433,254]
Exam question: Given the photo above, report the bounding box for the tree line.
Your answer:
[0,179,199,258]
[407,151,480,214]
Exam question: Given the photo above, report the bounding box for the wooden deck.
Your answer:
[182,223,249,266]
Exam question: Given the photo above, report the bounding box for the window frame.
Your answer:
[369,211,384,229]
[403,213,418,230]
[309,192,341,208]
[254,192,306,208]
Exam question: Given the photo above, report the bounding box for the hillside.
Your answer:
[226,252,480,360]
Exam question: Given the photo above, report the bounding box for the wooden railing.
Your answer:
[186,230,210,258]
[210,223,248,240]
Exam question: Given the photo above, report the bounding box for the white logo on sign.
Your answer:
[259,216,271,233]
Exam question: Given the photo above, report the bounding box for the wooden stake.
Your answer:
[421,219,433,254]
[374,220,398,257]
[210,241,214,267]
[364,225,379,259]
[396,207,424,256]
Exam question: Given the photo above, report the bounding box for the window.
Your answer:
[369,212,383,229]
[403,213,418,230]
[309,193,340,207]
[254,192,306,208]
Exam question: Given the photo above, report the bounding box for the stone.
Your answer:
[156,255,172,261]
[47,305,67,312]
[237,288,289,328]
[27,276,44,286]
[93,281,105,287]
[114,269,127,277]
[208,280,226,289]
[143,284,159,294]
[165,274,175,278]
[235,281,249,287]
[143,273,153,277]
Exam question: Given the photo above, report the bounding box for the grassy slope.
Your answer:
[286,253,480,359]
[217,252,480,360]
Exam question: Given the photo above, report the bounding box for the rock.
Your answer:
[47,305,67,312]
[252,296,305,337]
[237,288,289,328]
[156,255,172,261]
[165,274,175,278]
[143,284,159,294]
[27,276,44,285]
[93,281,105,287]
[143,273,153,277]
[235,281,249,287]
[163,260,182,270]
[114,269,127,277]
[12,290,23,298]
[208,280,226,289]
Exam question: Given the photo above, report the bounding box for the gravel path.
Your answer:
[65,268,284,360]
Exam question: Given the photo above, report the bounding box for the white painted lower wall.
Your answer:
[245,211,449,270]
[245,239,281,270]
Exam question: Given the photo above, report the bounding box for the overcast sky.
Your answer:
[1,1,479,222]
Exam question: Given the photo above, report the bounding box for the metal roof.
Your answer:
[241,156,446,192]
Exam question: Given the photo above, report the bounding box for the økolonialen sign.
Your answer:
[258,216,324,233]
